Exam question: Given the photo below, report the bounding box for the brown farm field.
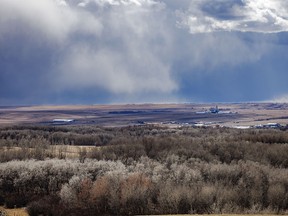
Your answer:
[1,103,288,127]
[0,145,97,159]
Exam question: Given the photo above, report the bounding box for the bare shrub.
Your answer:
[157,182,185,214]
[119,173,153,215]
[188,185,216,214]
[268,183,288,213]
[90,176,111,214]
[27,195,60,216]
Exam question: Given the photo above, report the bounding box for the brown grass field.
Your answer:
[0,207,28,216]
[0,145,97,159]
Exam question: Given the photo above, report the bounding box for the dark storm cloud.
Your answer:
[0,0,288,105]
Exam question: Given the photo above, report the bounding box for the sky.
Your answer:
[1,0,288,105]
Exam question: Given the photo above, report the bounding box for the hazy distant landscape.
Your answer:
[1,103,288,128]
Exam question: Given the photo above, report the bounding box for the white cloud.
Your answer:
[0,0,176,96]
[76,0,160,8]
[0,0,104,42]
[0,0,72,40]
[52,0,177,94]
[178,0,288,34]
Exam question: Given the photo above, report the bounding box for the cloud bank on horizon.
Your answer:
[0,0,288,104]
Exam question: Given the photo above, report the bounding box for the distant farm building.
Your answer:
[264,123,281,128]
[53,119,75,123]
[254,123,281,129]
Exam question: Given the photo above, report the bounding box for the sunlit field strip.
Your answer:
[0,207,28,216]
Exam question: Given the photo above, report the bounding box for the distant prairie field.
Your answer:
[1,103,288,128]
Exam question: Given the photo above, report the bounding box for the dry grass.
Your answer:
[0,207,286,216]
[0,207,28,216]
[1,208,283,216]
[0,206,286,216]
[145,215,286,216]
[0,145,99,159]
[48,145,98,158]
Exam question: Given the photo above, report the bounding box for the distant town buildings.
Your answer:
[209,106,219,114]
[254,123,281,129]
[196,105,220,114]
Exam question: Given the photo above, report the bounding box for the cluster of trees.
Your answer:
[0,125,288,215]
[0,158,287,215]
[1,125,288,168]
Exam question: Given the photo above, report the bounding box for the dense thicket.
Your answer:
[0,125,288,215]
[1,125,288,167]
